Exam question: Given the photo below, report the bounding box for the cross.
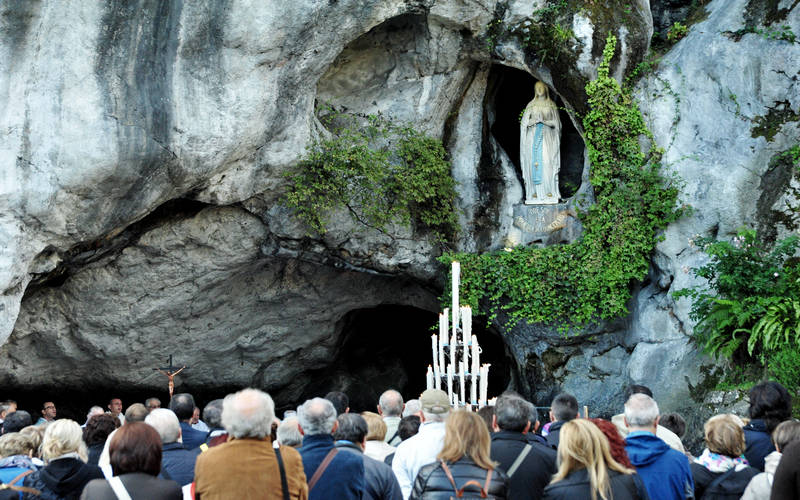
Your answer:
[154,355,187,399]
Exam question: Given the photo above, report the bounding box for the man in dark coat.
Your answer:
[490,394,556,500]
[334,413,402,500]
[168,393,207,451]
[545,393,579,449]
[144,409,199,486]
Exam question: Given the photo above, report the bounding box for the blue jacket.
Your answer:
[742,419,774,471]
[179,422,207,451]
[299,434,364,500]
[625,432,693,500]
[160,441,200,486]
[336,441,402,500]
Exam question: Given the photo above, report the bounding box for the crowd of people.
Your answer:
[0,381,797,500]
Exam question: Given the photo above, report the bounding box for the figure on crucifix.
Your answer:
[154,355,187,399]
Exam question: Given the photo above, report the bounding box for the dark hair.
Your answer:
[589,418,633,469]
[398,415,421,441]
[169,393,195,421]
[660,413,687,438]
[84,414,118,446]
[109,422,162,476]
[476,406,495,433]
[624,385,653,399]
[333,414,368,443]
[324,392,349,416]
[551,393,579,422]
[203,399,224,429]
[494,395,531,433]
[749,381,792,432]
[2,411,32,434]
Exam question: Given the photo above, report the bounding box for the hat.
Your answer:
[420,389,450,414]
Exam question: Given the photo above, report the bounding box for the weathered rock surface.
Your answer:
[1,0,798,438]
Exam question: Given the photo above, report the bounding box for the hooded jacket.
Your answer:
[742,419,774,472]
[741,450,780,500]
[22,457,103,500]
[625,432,693,500]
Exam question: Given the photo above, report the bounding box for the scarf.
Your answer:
[694,448,749,472]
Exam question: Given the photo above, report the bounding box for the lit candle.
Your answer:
[426,365,433,390]
[452,262,460,338]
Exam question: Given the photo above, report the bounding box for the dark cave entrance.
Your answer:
[487,65,585,200]
[302,304,514,413]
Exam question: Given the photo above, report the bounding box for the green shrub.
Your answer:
[667,22,688,43]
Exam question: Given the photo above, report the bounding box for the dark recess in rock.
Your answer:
[756,149,799,243]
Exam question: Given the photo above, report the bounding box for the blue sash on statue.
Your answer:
[531,122,544,185]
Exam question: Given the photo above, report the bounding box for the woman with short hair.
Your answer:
[361,411,394,462]
[691,414,759,499]
[543,419,648,500]
[82,415,117,467]
[741,419,800,500]
[743,381,792,471]
[80,422,181,500]
[410,410,508,499]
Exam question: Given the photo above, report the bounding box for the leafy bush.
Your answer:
[284,111,458,242]
[768,346,800,393]
[667,22,688,43]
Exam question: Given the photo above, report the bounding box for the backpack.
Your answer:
[440,461,496,499]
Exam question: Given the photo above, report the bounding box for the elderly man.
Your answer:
[612,385,685,452]
[145,397,161,412]
[169,393,206,450]
[391,389,450,499]
[202,399,227,448]
[194,388,308,499]
[377,390,404,446]
[277,417,303,448]
[624,393,694,500]
[145,408,199,486]
[298,397,364,500]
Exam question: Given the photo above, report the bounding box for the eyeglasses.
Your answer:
[44,406,55,410]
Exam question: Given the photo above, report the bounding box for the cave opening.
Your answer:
[487,65,585,200]
[292,304,514,413]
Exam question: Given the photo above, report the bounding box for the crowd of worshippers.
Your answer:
[0,381,797,500]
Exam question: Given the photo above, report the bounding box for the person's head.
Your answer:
[145,398,161,412]
[552,419,633,500]
[378,390,404,417]
[221,388,275,439]
[419,389,451,423]
[477,406,495,433]
[203,399,224,429]
[623,394,659,433]
[169,393,196,422]
[3,411,32,434]
[0,432,36,458]
[145,408,181,444]
[704,414,746,458]
[276,417,303,448]
[403,399,421,418]
[589,418,633,469]
[85,406,104,424]
[3,401,17,413]
[125,403,149,423]
[623,385,653,400]
[324,391,349,415]
[84,414,118,447]
[0,404,10,421]
[298,398,337,436]
[398,415,421,441]
[494,394,532,433]
[191,407,201,424]
[108,398,123,416]
[333,414,368,447]
[660,413,687,439]
[748,381,792,432]
[772,420,800,452]
[109,422,162,477]
[41,402,57,421]
[550,393,579,422]
[361,411,387,441]
[40,419,87,463]
[19,426,44,457]
[438,410,496,470]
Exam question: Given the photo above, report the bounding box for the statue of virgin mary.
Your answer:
[520,81,561,204]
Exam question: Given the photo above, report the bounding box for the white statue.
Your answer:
[520,81,561,204]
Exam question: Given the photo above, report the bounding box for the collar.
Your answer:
[334,440,363,453]
[491,430,529,442]
[628,430,656,438]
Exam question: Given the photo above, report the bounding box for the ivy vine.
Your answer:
[442,34,685,331]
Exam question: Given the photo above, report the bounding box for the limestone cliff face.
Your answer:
[1,0,798,429]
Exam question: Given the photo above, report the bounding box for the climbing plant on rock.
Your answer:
[442,34,684,331]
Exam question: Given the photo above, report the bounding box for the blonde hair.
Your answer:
[0,432,36,458]
[361,411,387,441]
[704,414,745,457]
[438,410,496,470]
[40,420,87,463]
[551,419,634,500]
[19,425,44,458]
[773,419,800,451]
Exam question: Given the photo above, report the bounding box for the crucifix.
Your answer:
[154,355,186,399]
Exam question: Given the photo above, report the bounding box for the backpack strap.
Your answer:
[387,429,400,445]
[107,475,133,500]
[440,461,459,495]
[705,467,737,495]
[0,470,41,496]
[7,470,32,486]
[440,461,492,498]
[308,448,338,492]
[274,446,291,500]
[506,444,532,478]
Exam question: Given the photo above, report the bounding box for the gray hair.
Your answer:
[495,395,532,432]
[298,398,337,435]
[203,399,224,429]
[422,409,449,423]
[403,399,421,418]
[333,414,368,443]
[145,409,181,444]
[378,390,404,417]
[276,417,303,447]
[624,393,660,427]
[41,420,87,463]
[221,388,275,439]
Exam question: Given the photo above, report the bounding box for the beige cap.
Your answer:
[420,389,450,414]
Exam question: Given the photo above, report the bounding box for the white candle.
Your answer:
[459,363,466,407]
[447,363,453,403]
[426,365,433,390]
[431,334,438,374]
[452,262,460,338]
[438,325,446,381]
[461,306,471,347]
[471,340,479,404]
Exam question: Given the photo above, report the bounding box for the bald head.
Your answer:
[221,388,275,439]
[378,390,404,417]
[298,398,337,436]
[624,393,660,431]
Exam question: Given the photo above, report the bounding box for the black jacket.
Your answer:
[79,473,182,500]
[336,441,403,500]
[22,458,103,500]
[410,457,508,500]
[690,463,758,499]
[742,419,774,472]
[542,469,649,500]
[490,431,556,500]
[545,421,566,450]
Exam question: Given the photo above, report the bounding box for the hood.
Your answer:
[765,450,781,475]
[40,458,92,495]
[625,433,671,467]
